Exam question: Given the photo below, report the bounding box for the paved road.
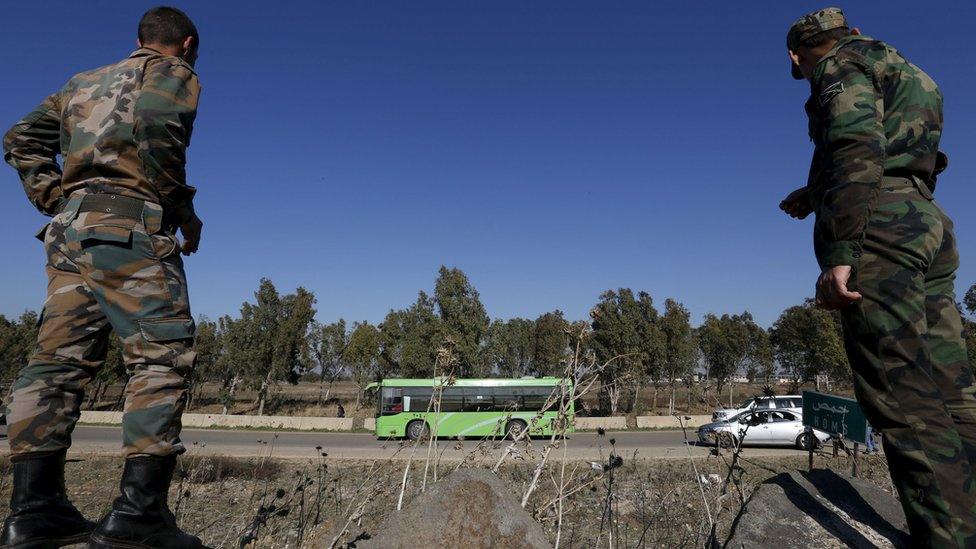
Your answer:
[43,426,806,461]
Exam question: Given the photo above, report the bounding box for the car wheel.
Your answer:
[506,419,527,440]
[796,432,818,451]
[717,432,736,449]
[406,420,430,441]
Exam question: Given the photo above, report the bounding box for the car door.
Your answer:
[766,411,799,445]
[742,411,771,443]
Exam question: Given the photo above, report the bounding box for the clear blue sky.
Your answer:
[1,1,973,327]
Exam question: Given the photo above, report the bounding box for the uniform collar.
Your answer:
[817,34,872,67]
[128,47,167,59]
[806,34,873,90]
[127,47,197,74]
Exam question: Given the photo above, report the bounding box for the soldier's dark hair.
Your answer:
[138,7,199,49]
[800,27,851,49]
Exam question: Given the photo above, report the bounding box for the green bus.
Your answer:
[366,377,574,440]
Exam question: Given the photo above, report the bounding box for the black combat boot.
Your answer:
[88,455,205,549]
[0,450,94,548]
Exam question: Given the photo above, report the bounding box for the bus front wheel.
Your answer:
[406,420,430,441]
[506,419,528,440]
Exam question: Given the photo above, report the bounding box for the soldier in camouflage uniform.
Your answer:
[2,7,205,548]
[781,7,976,547]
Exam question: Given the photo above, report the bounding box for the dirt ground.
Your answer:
[83,379,857,419]
[0,441,892,548]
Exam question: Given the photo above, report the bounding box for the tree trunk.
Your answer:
[355,387,362,410]
[323,379,334,404]
[729,381,734,408]
[186,383,196,412]
[608,386,621,416]
[87,381,103,410]
[669,383,676,416]
[222,376,239,415]
[257,369,274,416]
[632,378,643,414]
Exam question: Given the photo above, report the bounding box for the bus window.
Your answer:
[492,388,521,411]
[402,387,433,412]
[462,388,493,412]
[437,386,464,412]
[523,387,556,411]
[380,387,403,416]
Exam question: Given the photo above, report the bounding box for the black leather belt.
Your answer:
[78,194,145,219]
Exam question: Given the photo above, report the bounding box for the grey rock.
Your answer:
[353,468,551,549]
[726,469,909,549]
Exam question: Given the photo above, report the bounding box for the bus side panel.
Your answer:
[375,412,430,438]
[375,407,576,438]
[430,412,501,438]
[425,411,577,437]
[374,415,403,437]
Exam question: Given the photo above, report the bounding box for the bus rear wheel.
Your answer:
[506,419,528,440]
[406,420,430,441]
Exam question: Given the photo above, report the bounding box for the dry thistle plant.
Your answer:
[672,408,760,547]
[482,323,633,549]
[327,448,407,548]
[394,338,459,511]
[421,340,459,492]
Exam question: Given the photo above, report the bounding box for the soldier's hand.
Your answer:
[780,187,813,219]
[815,266,862,310]
[179,214,203,255]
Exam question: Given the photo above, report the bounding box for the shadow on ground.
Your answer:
[726,468,909,549]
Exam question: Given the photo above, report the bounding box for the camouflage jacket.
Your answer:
[3,48,200,224]
[805,35,943,267]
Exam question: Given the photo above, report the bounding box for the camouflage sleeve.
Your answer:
[811,58,885,267]
[135,58,200,225]
[2,93,64,215]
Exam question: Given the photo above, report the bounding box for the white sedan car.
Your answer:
[698,409,831,450]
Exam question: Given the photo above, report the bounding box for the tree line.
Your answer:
[2,270,975,416]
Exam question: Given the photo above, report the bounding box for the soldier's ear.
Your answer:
[788,49,805,71]
[850,27,861,36]
[181,36,198,66]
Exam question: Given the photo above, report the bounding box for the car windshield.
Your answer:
[737,398,754,409]
[729,411,752,423]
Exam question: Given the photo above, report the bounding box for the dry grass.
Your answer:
[0,450,893,548]
[178,455,283,484]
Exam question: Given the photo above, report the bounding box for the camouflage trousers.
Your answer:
[838,177,976,547]
[5,193,195,459]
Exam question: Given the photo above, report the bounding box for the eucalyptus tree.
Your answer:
[589,289,665,414]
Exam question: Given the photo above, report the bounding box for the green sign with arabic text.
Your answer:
[802,391,869,444]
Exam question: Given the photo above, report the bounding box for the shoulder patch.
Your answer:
[819,81,844,106]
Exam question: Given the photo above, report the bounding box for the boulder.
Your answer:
[353,468,551,549]
[726,469,909,548]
